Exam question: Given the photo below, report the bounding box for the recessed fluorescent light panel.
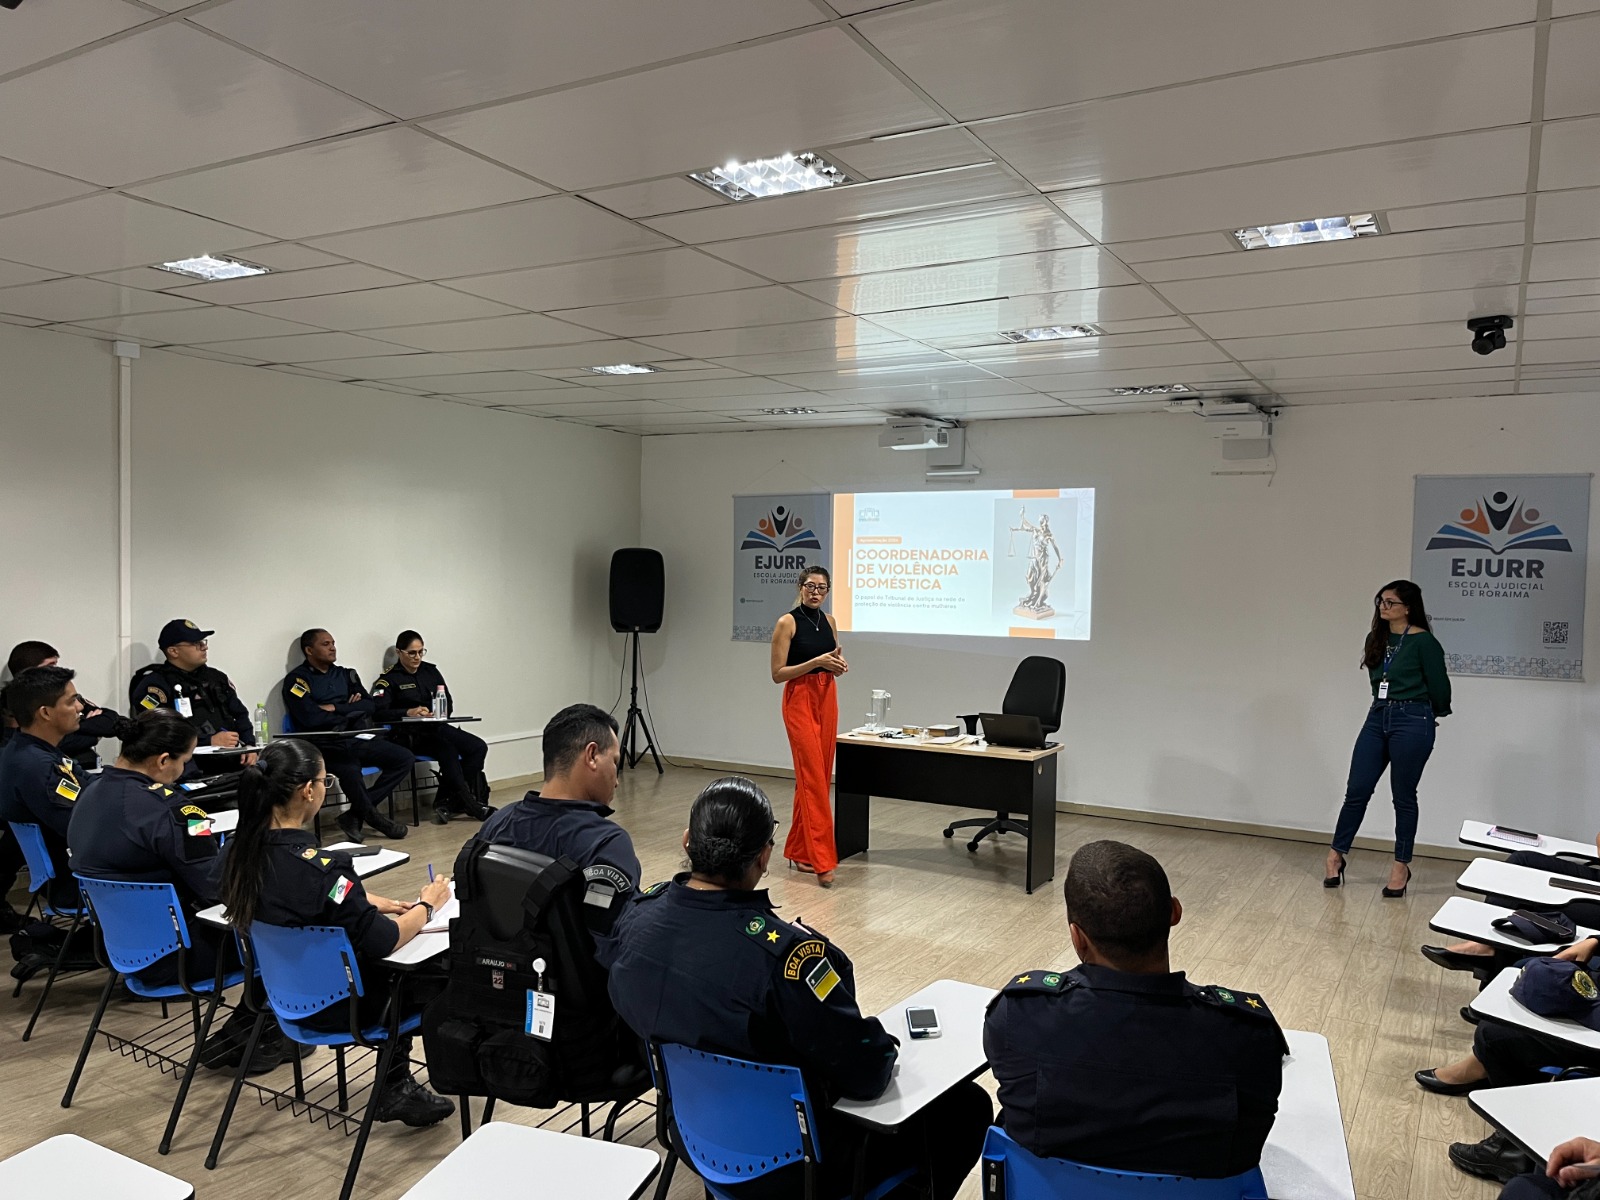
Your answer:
[1111,384,1191,395]
[760,406,821,416]
[1232,213,1381,250]
[586,363,661,376]
[998,325,1098,343]
[155,254,270,281]
[689,152,852,201]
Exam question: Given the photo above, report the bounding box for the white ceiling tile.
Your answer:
[1521,337,1600,363]
[1053,127,1531,243]
[423,28,938,191]
[358,313,606,352]
[1527,295,1600,315]
[1529,239,1600,281]
[0,313,49,328]
[583,380,804,403]
[1110,233,1237,265]
[240,284,520,331]
[0,158,96,218]
[1523,312,1600,338]
[551,287,841,337]
[1219,321,1489,362]
[0,0,152,77]
[264,363,349,381]
[1545,14,1600,120]
[703,197,1090,282]
[1191,288,1522,339]
[792,246,1136,314]
[578,367,745,387]
[197,331,425,362]
[1528,280,1600,299]
[1538,117,1600,190]
[193,0,822,119]
[0,23,383,187]
[130,128,548,241]
[1248,347,1510,380]
[978,30,1534,193]
[92,265,206,290]
[1534,189,1600,242]
[159,263,414,305]
[0,277,203,322]
[811,380,1034,408]
[708,344,954,375]
[1516,378,1600,393]
[71,306,319,345]
[508,399,698,420]
[966,341,1229,379]
[306,196,672,281]
[582,178,730,220]
[394,372,581,395]
[440,341,671,371]
[1385,195,1530,233]
[296,353,475,380]
[823,128,991,180]
[856,0,1536,120]
[1154,247,1525,313]
[447,389,590,406]
[637,317,902,358]
[225,243,348,272]
[1247,366,1516,391]
[772,364,1008,391]
[159,345,268,366]
[890,394,1073,418]
[0,260,65,289]
[1028,363,1254,391]
[1555,1,1600,13]
[345,380,434,396]
[644,164,1027,243]
[862,286,1174,343]
[1273,382,1517,404]
[1087,318,1199,338]
[445,248,765,312]
[0,194,262,274]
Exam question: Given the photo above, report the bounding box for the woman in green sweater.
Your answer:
[1324,579,1451,897]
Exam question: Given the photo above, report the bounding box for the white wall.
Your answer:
[2,324,642,780]
[641,396,1600,853]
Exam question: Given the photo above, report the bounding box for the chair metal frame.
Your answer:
[8,821,94,1042]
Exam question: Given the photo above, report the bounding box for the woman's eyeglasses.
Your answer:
[801,582,829,593]
[399,647,427,657]
[1376,598,1406,609]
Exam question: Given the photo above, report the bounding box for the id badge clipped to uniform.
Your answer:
[176,696,194,718]
[1377,680,1389,699]
[525,956,555,1041]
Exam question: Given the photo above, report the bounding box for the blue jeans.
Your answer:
[1330,701,1436,863]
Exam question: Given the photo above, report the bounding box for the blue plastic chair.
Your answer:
[649,1042,914,1200]
[206,922,420,1200]
[61,877,248,1156]
[8,821,93,1041]
[979,1127,1270,1200]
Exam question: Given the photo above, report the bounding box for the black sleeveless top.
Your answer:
[785,605,836,673]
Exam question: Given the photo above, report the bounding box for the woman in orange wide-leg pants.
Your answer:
[770,566,845,886]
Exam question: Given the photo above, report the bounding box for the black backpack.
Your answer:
[421,841,647,1109]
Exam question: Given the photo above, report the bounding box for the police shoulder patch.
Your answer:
[372,679,388,694]
[782,937,829,980]
[1002,969,1072,995]
[300,846,319,861]
[179,804,210,820]
[1198,984,1274,1017]
[639,880,670,898]
[289,678,310,698]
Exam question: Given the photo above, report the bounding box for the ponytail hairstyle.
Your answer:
[1361,579,1432,670]
[119,709,198,764]
[686,776,777,886]
[220,739,324,929]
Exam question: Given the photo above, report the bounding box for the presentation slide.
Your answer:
[830,488,1095,639]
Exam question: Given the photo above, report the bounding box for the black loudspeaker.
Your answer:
[609,548,664,632]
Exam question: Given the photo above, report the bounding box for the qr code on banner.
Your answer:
[1543,621,1570,646]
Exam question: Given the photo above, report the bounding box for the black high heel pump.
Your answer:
[1382,863,1412,898]
[1322,852,1346,888]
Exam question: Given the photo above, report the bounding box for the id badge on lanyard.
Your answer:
[1379,632,1405,700]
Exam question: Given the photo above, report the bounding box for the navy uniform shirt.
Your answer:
[68,765,223,910]
[983,963,1288,1178]
[129,662,255,744]
[254,828,399,961]
[0,731,83,885]
[371,661,452,723]
[281,660,377,733]
[599,875,898,1103]
[469,793,641,898]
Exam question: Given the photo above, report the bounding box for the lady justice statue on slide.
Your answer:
[1009,507,1064,619]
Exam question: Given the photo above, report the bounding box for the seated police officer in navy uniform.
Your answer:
[601,776,992,1200]
[129,620,257,770]
[68,709,297,1073]
[464,704,638,911]
[219,738,455,1126]
[280,628,412,843]
[371,630,490,825]
[985,839,1287,1179]
[0,666,90,911]
[3,640,130,770]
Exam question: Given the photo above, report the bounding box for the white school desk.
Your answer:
[193,844,409,928]
[1470,1076,1600,1163]
[398,1121,658,1200]
[1457,859,1600,908]
[1429,897,1597,954]
[1470,967,1600,1052]
[1460,821,1597,862]
[396,715,482,725]
[0,1134,194,1200]
[1265,1031,1357,1200]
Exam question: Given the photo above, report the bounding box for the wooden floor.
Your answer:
[0,766,1496,1200]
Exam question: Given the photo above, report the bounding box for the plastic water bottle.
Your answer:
[255,702,271,744]
[432,686,447,719]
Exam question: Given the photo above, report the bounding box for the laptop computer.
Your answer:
[979,712,1054,749]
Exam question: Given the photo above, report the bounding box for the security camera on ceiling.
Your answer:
[1467,314,1513,355]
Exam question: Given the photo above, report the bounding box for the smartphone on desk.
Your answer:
[1553,878,1600,897]
[906,1006,941,1039]
[332,844,381,857]
[1490,825,1543,846]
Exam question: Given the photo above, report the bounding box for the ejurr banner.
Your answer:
[732,494,833,644]
[1411,474,1590,680]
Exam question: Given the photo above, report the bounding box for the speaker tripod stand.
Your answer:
[620,628,662,774]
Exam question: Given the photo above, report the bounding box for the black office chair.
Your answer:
[944,655,1065,852]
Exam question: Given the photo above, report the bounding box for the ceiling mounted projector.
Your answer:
[879,417,953,450]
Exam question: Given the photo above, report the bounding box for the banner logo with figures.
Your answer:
[732,494,832,644]
[1412,475,1589,681]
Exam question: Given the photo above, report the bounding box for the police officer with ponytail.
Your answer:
[219,739,455,1126]
[600,776,992,1200]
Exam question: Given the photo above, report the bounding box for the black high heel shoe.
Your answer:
[1382,863,1412,898]
[1322,852,1346,888]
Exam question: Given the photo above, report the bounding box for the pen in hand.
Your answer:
[428,863,434,883]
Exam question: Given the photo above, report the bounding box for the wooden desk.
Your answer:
[834,733,1063,893]
[1471,1076,1600,1163]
